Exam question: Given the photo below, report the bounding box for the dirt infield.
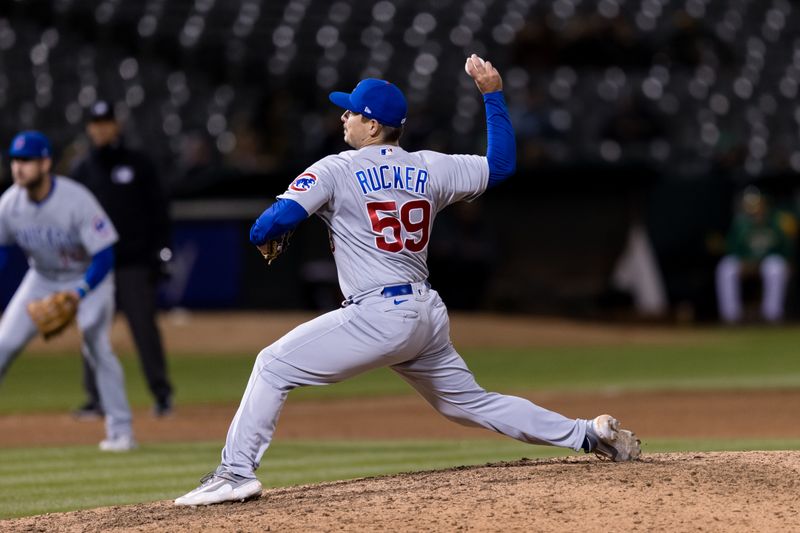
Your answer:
[5,452,799,532]
[1,388,799,447]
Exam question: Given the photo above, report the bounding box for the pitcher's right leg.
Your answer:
[392,345,591,451]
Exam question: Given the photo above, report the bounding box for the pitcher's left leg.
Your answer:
[221,300,424,478]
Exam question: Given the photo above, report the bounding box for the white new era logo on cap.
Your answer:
[364,106,372,114]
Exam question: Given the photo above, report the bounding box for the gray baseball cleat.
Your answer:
[589,414,641,461]
[175,466,263,506]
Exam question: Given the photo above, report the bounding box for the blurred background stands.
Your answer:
[0,0,799,320]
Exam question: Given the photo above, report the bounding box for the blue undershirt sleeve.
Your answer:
[484,91,517,188]
[250,198,309,246]
[0,245,8,272]
[77,245,114,298]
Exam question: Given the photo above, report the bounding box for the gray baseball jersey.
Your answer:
[278,146,488,297]
[218,145,592,478]
[0,176,118,279]
[0,176,133,442]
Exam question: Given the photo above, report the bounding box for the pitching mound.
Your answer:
[5,451,799,532]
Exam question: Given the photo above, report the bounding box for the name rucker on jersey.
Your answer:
[355,165,428,195]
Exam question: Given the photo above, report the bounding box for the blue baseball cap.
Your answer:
[329,79,407,128]
[9,131,52,159]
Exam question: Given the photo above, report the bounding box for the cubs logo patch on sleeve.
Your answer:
[289,173,318,192]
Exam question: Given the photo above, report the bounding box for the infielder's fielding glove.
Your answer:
[27,291,79,340]
[257,231,294,265]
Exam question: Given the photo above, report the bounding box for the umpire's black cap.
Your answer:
[88,100,116,122]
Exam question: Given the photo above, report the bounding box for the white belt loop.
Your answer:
[413,280,431,299]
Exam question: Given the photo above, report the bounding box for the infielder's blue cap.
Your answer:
[329,79,407,128]
[8,130,52,159]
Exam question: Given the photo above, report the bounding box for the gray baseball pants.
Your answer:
[221,281,590,477]
[0,269,133,440]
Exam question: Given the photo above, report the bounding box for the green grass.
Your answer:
[3,325,800,412]
[1,438,799,520]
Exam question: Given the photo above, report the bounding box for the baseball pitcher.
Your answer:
[176,55,640,506]
[0,131,136,452]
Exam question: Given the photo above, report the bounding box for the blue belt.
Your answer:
[341,282,429,307]
[381,284,414,298]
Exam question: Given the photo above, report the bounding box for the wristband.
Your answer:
[76,281,90,299]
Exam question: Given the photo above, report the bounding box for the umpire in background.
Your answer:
[71,100,174,417]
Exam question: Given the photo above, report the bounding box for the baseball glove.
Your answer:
[257,231,294,265]
[27,291,79,340]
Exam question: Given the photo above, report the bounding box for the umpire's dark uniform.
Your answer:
[72,100,174,416]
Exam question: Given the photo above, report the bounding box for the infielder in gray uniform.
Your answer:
[0,131,136,452]
[176,55,640,506]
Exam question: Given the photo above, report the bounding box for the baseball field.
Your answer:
[1,312,799,531]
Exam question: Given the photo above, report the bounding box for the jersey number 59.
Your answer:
[366,199,431,253]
